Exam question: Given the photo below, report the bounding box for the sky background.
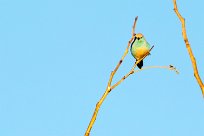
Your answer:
[0,0,204,136]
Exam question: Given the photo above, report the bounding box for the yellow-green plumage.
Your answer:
[130,33,151,69]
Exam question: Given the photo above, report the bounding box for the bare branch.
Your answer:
[111,46,154,91]
[84,17,138,136]
[132,16,138,36]
[135,65,179,74]
[173,0,204,97]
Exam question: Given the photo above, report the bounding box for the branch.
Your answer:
[111,65,179,90]
[111,45,154,90]
[84,17,138,136]
[173,0,204,97]
[134,65,179,74]
[108,17,138,87]
[132,16,138,36]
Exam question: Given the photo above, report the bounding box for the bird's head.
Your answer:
[133,33,146,44]
[135,33,144,40]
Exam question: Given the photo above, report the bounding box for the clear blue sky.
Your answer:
[0,0,204,136]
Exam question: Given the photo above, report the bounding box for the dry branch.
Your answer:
[84,17,139,136]
[173,0,204,97]
[85,16,178,136]
[110,45,154,91]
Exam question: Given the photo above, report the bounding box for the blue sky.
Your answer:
[0,0,204,136]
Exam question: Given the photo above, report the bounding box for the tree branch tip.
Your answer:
[135,16,138,21]
[132,16,138,36]
[169,65,179,74]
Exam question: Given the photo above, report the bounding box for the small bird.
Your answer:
[130,33,151,69]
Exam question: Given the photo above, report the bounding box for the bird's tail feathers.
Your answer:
[137,60,143,69]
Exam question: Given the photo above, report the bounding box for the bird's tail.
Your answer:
[137,60,143,69]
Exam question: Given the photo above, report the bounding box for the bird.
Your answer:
[130,33,151,69]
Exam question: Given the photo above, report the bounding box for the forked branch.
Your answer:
[110,45,154,91]
[85,16,178,136]
[84,17,138,136]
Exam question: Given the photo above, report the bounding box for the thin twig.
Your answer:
[134,65,179,74]
[111,62,137,90]
[173,0,204,97]
[111,65,179,90]
[132,16,138,36]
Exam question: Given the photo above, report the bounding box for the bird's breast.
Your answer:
[133,46,149,60]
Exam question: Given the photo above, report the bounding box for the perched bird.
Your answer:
[130,33,151,69]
